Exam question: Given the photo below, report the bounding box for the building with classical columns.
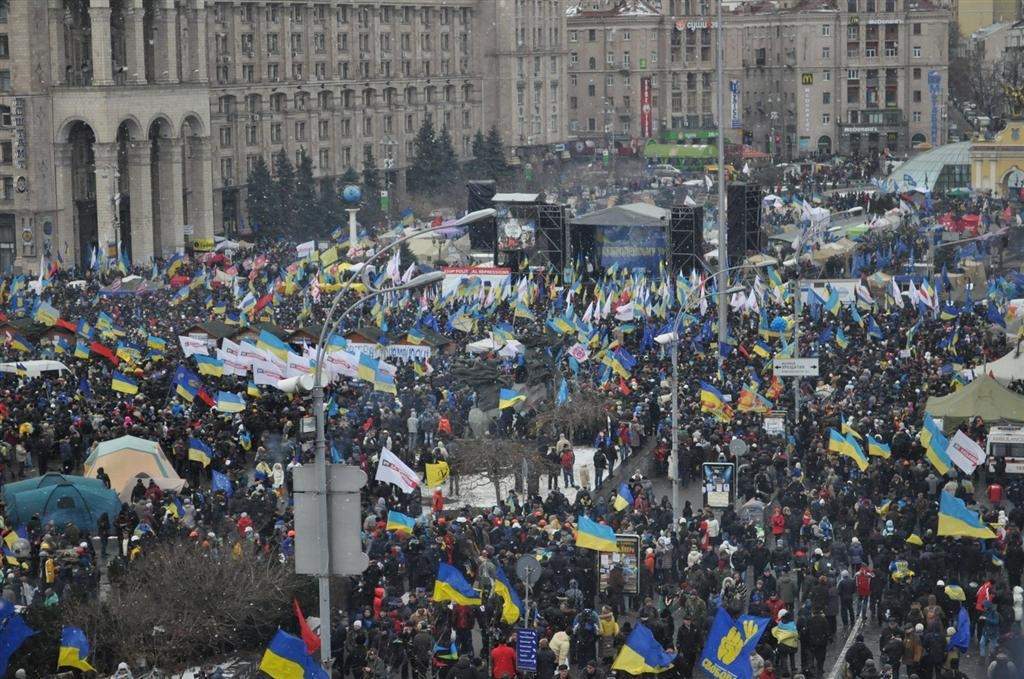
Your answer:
[1,0,557,273]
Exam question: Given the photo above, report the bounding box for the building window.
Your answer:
[824,71,831,81]
[822,46,831,59]
[588,29,597,42]
[847,69,859,80]
[267,33,279,54]
[219,127,232,147]
[912,90,921,103]
[0,35,8,59]
[913,67,921,79]
[912,111,921,122]
[912,46,921,58]
[270,123,283,143]
[292,63,304,80]
[821,112,831,124]
[623,30,631,41]
[341,147,351,166]
[0,105,10,127]
[822,25,831,36]
[242,64,254,82]
[319,148,330,171]
[823,92,831,104]
[267,63,279,81]
[569,30,577,42]
[913,22,921,35]
[246,125,258,145]
[220,158,234,185]
[295,121,306,141]
[0,142,9,164]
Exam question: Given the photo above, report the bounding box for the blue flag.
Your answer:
[211,470,234,498]
[698,607,770,679]
[556,378,570,405]
[947,606,970,652]
[0,601,35,675]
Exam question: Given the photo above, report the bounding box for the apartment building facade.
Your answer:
[566,0,950,161]
[0,0,516,274]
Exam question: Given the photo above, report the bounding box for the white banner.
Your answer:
[948,430,987,474]
[253,360,285,386]
[375,447,420,493]
[179,335,209,357]
[324,350,359,379]
[347,342,432,362]
[286,352,313,378]
[237,341,267,368]
[216,349,249,377]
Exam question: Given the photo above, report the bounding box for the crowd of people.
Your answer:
[0,176,1018,678]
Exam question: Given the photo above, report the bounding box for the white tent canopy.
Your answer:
[974,345,1024,384]
[465,338,525,356]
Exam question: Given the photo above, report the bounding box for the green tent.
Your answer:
[5,482,120,532]
[1,472,106,508]
[925,374,1024,431]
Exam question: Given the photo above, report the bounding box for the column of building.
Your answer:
[128,140,155,263]
[186,0,209,83]
[125,0,148,84]
[154,0,180,83]
[191,137,216,241]
[51,144,76,265]
[90,0,115,86]
[92,142,119,258]
[48,0,67,86]
[158,138,186,254]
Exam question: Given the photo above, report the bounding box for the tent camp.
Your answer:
[5,481,120,531]
[1,472,106,508]
[973,345,1024,385]
[925,374,1024,431]
[84,435,185,501]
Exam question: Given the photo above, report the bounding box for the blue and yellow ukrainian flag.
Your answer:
[824,286,841,316]
[938,491,996,539]
[259,629,328,679]
[356,353,378,382]
[257,329,291,361]
[247,381,261,398]
[111,371,139,395]
[147,335,167,352]
[406,327,426,345]
[33,300,60,326]
[188,437,214,467]
[58,626,96,672]
[699,381,726,411]
[613,482,635,512]
[215,391,246,413]
[835,328,849,349]
[8,333,32,353]
[575,515,619,552]
[752,340,772,358]
[492,565,525,624]
[194,353,225,377]
[433,563,482,605]
[74,340,90,360]
[54,335,70,354]
[386,510,415,534]
[373,370,397,395]
[867,435,891,459]
[827,428,848,454]
[499,388,526,410]
[843,433,869,472]
[921,413,953,475]
[841,416,863,440]
[611,623,675,675]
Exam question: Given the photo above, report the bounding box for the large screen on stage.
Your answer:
[594,225,667,271]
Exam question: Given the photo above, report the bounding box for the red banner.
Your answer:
[640,77,653,139]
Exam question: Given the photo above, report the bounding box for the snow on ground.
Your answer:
[439,447,597,509]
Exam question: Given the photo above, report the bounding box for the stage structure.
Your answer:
[463,184,567,271]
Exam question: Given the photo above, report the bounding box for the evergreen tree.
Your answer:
[407,117,438,193]
[272,149,295,234]
[466,130,488,178]
[244,155,275,233]
[434,126,460,188]
[483,125,510,179]
[362,147,381,197]
[340,167,360,184]
[293,148,321,236]
[319,175,342,233]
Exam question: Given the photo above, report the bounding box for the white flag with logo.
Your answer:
[948,431,987,474]
[178,335,209,357]
[375,447,420,493]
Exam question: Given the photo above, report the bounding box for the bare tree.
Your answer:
[532,387,612,441]
[448,437,546,503]
[31,541,311,673]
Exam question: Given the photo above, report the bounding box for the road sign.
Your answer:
[515,555,543,586]
[293,465,369,576]
[764,417,785,434]
[773,357,819,377]
[728,437,748,457]
[516,628,539,672]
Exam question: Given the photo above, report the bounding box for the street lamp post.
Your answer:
[660,261,771,524]
[307,222,479,666]
[715,0,729,376]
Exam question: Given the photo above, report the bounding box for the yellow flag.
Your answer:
[320,246,339,266]
[425,461,450,488]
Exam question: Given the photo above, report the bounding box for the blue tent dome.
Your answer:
[5,482,121,532]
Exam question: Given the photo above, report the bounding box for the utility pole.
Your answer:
[715,0,729,374]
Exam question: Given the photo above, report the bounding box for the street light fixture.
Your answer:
[306,224,475,666]
[655,261,771,524]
